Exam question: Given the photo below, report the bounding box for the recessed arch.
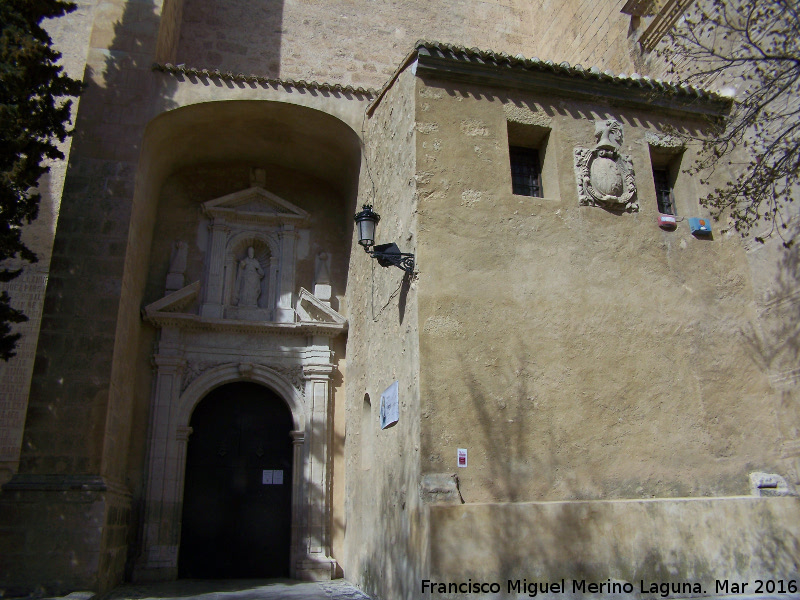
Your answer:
[178,363,306,431]
[140,99,363,199]
[179,381,295,579]
[131,99,352,582]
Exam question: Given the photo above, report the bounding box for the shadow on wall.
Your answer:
[740,231,800,375]
[738,226,800,455]
[176,0,284,77]
[10,0,181,594]
[439,339,800,590]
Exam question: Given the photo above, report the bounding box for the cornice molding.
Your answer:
[412,42,730,118]
[143,310,347,337]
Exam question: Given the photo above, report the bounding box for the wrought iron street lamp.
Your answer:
[354,205,415,274]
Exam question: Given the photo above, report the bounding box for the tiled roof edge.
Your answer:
[413,40,726,102]
[152,63,379,97]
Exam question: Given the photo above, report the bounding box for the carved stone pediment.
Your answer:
[202,187,311,226]
[295,288,346,324]
[574,119,638,212]
[143,281,200,317]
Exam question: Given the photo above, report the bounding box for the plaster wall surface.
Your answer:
[639,0,800,486]
[429,496,800,597]
[343,68,423,600]
[413,76,786,503]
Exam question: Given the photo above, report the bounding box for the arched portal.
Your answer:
[131,99,354,583]
[179,381,294,579]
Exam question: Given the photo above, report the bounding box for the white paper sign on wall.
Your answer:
[457,448,468,468]
[380,381,400,430]
[262,469,284,484]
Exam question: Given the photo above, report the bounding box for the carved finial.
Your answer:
[594,118,623,152]
[314,251,333,306]
[250,167,267,188]
[165,240,188,292]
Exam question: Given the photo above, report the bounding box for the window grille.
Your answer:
[653,168,674,215]
[510,147,543,197]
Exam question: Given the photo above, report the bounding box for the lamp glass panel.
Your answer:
[357,218,376,246]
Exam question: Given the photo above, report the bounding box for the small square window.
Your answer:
[509,146,543,198]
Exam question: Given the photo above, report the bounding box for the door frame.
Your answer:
[134,360,337,581]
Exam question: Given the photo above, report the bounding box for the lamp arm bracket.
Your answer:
[366,242,415,274]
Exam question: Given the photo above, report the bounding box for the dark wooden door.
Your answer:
[178,381,294,578]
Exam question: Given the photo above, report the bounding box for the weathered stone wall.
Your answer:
[171,0,669,90]
[0,0,653,491]
[0,0,98,484]
[414,75,785,503]
[173,0,647,89]
[343,67,423,600]
[0,485,130,596]
[0,2,175,593]
[528,0,639,74]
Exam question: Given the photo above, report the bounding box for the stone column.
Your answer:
[200,221,229,318]
[290,429,306,578]
[134,354,186,581]
[276,224,297,323]
[295,363,336,580]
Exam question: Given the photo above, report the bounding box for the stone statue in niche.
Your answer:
[233,247,264,307]
[574,119,638,211]
[166,240,188,292]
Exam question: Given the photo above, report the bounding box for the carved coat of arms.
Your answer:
[574,119,638,211]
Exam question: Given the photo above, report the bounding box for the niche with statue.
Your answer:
[198,173,311,323]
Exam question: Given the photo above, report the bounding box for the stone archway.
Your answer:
[178,381,294,578]
[135,356,339,582]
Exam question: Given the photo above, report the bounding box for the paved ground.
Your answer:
[47,583,798,600]
[90,580,372,600]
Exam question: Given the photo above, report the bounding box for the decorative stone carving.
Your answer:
[295,288,346,325]
[233,247,265,307]
[272,365,306,395]
[574,119,638,211]
[182,360,226,392]
[199,186,309,321]
[166,241,188,292]
[314,251,332,306]
[238,362,254,376]
[645,131,684,149]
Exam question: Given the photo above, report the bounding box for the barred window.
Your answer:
[510,146,543,197]
[653,168,675,215]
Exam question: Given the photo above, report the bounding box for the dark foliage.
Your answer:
[0,0,82,359]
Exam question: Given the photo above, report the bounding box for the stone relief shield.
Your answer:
[574,119,638,211]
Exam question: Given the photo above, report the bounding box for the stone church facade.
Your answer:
[1,1,798,598]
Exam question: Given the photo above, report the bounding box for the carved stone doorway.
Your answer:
[178,382,294,578]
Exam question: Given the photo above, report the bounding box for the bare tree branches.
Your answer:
[661,0,800,246]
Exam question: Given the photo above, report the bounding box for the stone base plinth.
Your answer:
[0,475,131,596]
[295,556,338,581]
[429,496,800,599]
